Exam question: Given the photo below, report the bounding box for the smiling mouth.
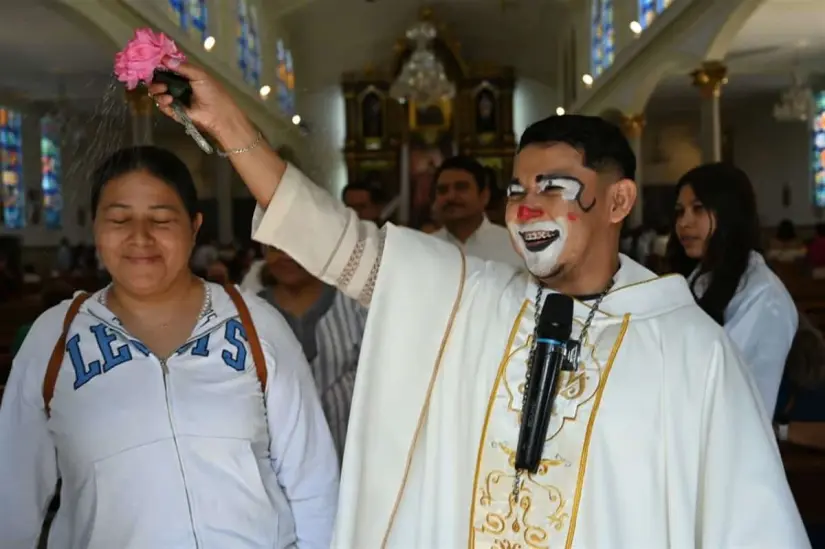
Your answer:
[519,229,560,252]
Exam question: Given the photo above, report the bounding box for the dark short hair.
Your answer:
[433,155,488,191]
[518,115,636,181]
[91,146,200,220]
[342,182,385,205]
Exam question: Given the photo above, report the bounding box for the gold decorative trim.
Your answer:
[380,249,469,547]
[564,313,631,548]
[467,299,530,547]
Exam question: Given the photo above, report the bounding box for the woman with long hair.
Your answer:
[258,247,367,461]
[667,162,798,416]
[0,146,338,549]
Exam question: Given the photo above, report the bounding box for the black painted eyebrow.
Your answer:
[535,173,583,183]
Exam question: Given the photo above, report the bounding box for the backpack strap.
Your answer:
[43,292,91,416]
[224,284,268,391]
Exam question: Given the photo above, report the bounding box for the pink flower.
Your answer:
[113,28,187,90]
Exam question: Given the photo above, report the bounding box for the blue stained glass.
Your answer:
[276,40,296,116]
[591,0,614,76]
[639,0,669,30]
[188,0,208,39]
[168,0,208,40]
[812,92,825,207]
[237,0,261,88]
[0,107,24,229]
[40,116,61,229]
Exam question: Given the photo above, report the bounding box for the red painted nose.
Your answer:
[517,205,543,222]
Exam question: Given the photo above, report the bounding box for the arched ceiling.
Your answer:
[0,0,113,101]
[651,0,825,103]
[284,0,568,92]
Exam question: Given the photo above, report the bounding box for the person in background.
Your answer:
[0,145,338,549]
[342,182,385,224]
[55,238,73,274]
[668,163,797,415]
[191,237,219,273]
[767,218,807,263]
[258,246,367,460]
[11,281,74,358]
[808,223,825,271]
[431,155,522,266]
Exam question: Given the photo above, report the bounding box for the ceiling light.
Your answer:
[292,114,301,125]
[259,85,271,98]
[203,36,216,51]
[629,21,642,35]
[582,74,594,87]
[556,107,565,116]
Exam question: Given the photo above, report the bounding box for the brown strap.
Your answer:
[224,284,268,391]
[43,293,91,416]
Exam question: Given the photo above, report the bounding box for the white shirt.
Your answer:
[0,283,339,549]
[241,258,266,294]
[690,251,798,415]
[432,216,522,267]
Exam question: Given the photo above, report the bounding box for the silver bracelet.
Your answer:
[217,131,263,157]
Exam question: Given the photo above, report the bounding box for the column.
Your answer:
[620,113,645,228]
[125,89,154,146]
[690,61,727,163]
[213,156,234,244]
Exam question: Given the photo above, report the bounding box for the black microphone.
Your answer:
[515,293,574,473]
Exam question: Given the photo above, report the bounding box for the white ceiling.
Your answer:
[285,0,567,92]
[0,1,114,101]
[652,0,825,103]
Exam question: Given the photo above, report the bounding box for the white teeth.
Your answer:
[522,230,558,242]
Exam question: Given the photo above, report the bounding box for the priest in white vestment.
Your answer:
[150,63,810,549]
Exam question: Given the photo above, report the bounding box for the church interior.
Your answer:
[3,0,825,544]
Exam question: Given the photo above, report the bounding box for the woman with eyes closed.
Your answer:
[0,146,338,549]
[667,162,798,417]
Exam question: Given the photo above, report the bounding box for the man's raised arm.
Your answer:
[149,63,384,305]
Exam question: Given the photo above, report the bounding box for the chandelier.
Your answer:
[773,73,813,122]
[390,20,455,106]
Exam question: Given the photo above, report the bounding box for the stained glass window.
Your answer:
[276,40,296,116]
[0,108,24,229]
[639,0,672,30]
[168,0,208,40]
[812,92,825,206]
[237,0,261,88]
[40,116,62,229]
[591,0,615,77]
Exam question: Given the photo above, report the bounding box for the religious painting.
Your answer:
[474,88,497,136]
[409,98,452,131]
[360,90,384,138]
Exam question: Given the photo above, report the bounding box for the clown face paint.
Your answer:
[508,218,569,277]
[508,176,594,215]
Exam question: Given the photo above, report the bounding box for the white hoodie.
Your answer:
[0,282,339,549]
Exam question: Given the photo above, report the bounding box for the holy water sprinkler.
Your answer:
[114,28,213,154]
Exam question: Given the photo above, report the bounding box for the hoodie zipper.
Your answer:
[87,309,231,548]
[159,356,200,549]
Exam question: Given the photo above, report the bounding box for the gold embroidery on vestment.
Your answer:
[468,309,631,549]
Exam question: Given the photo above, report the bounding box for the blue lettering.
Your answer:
[190,334,211,357]
[89,324,133,373]
[68,333,100,390]
[221,319,247,372]
[130,339,151,357]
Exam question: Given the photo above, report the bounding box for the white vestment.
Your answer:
[252,164,810,549]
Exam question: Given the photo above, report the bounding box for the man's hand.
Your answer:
[148,61,257,151]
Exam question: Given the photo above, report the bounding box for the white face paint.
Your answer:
[506,176,588,277]
[508,217,569,277]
